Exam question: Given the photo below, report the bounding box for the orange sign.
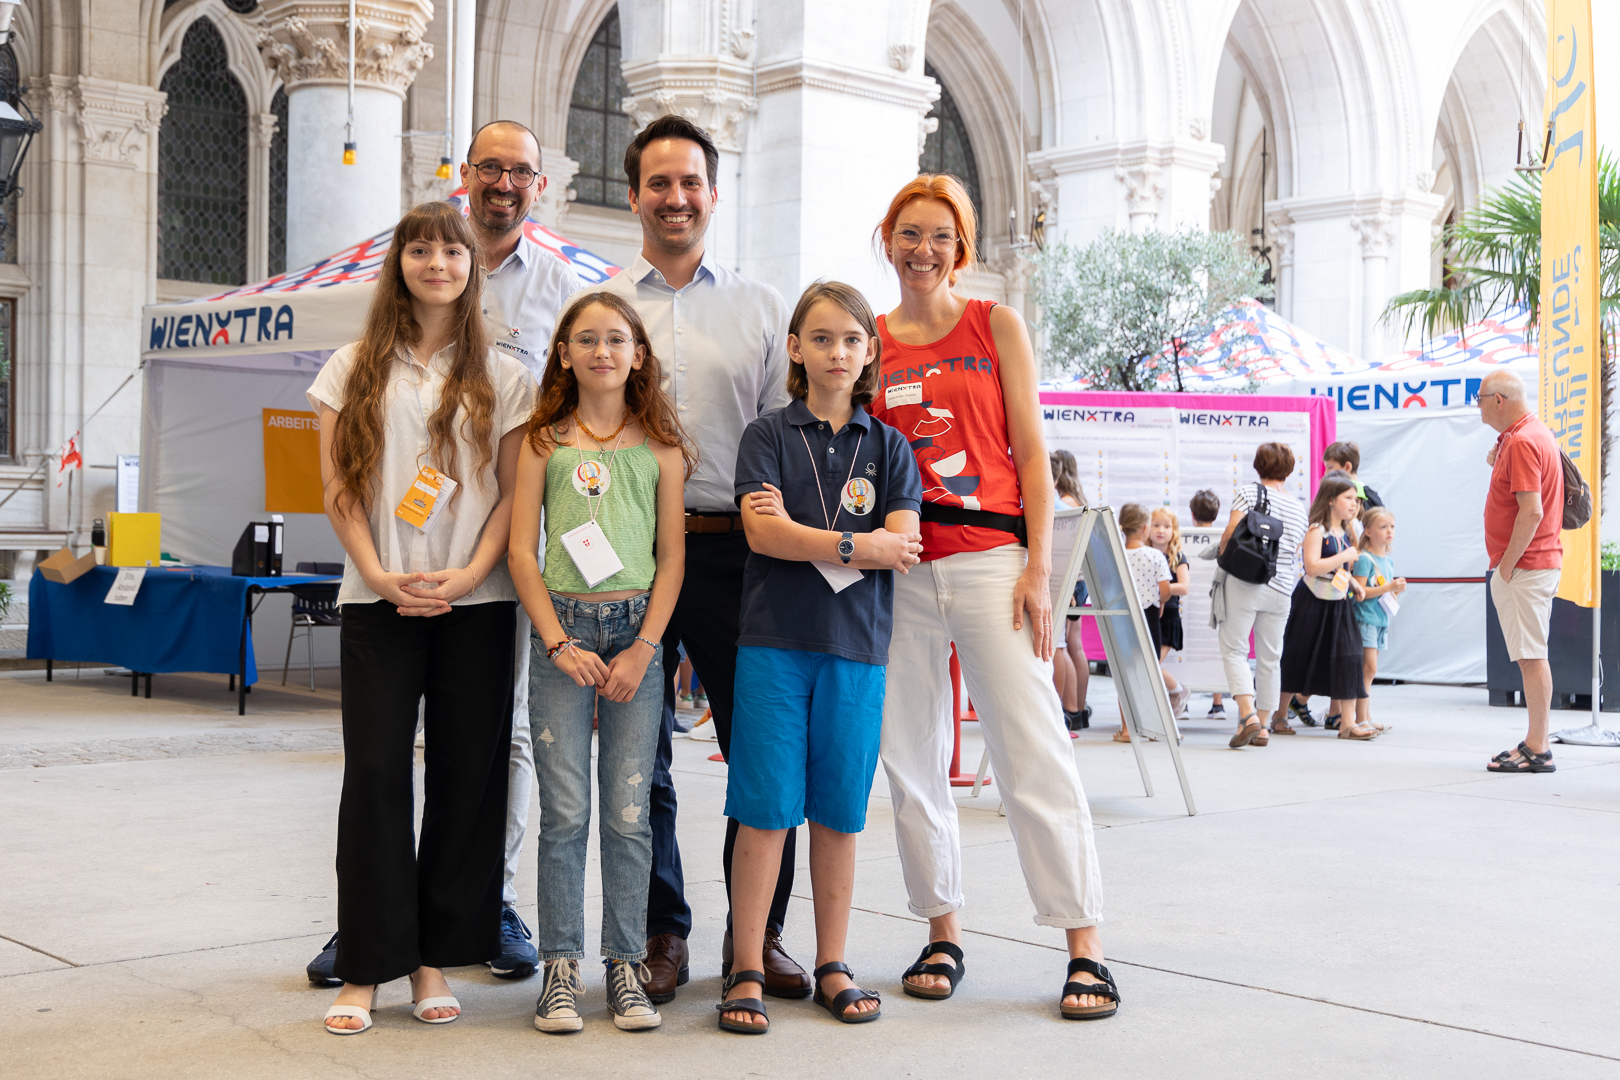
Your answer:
[263,408,324,514]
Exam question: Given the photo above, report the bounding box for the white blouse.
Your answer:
[1125,545,1171,612]
[307,342,536,607]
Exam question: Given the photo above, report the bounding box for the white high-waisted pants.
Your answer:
[881,545,1103,928]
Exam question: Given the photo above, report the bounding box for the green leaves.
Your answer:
[1383,149,1620,341]
[1032,228,1266,391]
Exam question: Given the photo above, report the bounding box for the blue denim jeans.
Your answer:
[529,592,663,961]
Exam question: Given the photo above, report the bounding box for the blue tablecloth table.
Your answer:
[27,565,340,714]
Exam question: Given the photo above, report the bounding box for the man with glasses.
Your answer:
[305,121,575,988]
[587,114,802,1004]
[1478,370,1563,775]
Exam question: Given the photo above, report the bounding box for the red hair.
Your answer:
[874,174,978,285]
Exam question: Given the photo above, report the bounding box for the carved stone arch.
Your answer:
[475,0,614,148]
[5,0,41,80]
[155,0,281,111]
[926,3,1025,281]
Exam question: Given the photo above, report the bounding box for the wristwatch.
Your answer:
[838,531,856,564]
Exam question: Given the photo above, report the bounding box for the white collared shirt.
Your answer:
[307,343,536,606]
[482,232,584,380]
[589,251,791,511]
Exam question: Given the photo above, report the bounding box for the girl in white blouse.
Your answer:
[307,201,536,1035]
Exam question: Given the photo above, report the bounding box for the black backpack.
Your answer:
[1217,483,1284,585]
[1560,449,1592,531]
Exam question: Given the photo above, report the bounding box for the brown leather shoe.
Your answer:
[642,933,689,1004]
[723,928,813,999]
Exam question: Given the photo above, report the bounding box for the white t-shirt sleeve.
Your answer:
[492,351,537,437]
[306,344,356,414]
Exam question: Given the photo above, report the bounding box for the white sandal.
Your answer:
[324,989,376,1035]
[412,995,462,1024]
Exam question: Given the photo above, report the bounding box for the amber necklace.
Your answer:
[574,409,629,446]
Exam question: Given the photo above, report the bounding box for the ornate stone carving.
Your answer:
[1268,213,1295,266]
[536,148,580,228]
[256,1,434,97]
[917,108,939,155]
[1414,169,1436,192]
[1351,212,1395,256]
[890,44,915,72]
[1189,117,1209,141]
[72,78,168,170]
[621,88,758,153]
[250,111,280,149]
[1116,162,1163,229]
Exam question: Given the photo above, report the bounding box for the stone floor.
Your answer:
[1,665,1617,1079]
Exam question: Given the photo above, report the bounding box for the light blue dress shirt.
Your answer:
[482,231,583,381]
[588,251,792,512]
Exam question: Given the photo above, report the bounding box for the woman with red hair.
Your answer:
[868,175,1118,1020]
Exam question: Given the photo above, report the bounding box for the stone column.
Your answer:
[617,0,935,309]
[1030,134,1226,245]
[1350,211,1394,359]
[257,0,433,270]
[1267,210,1294,319]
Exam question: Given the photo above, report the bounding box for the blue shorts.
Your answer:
[1358,622,1387,650]
[724,646,884,834]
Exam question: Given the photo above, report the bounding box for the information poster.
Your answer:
[1043,401,1313,526]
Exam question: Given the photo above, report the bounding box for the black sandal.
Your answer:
[900,941,965,1000]
[715,970,769,1034]
[1487,741,1556,774]
[812,962,881,1024]
[1324,713,1342,731]
[1060,958,1120,1020]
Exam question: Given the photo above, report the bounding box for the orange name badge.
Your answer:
[395,466,457,534]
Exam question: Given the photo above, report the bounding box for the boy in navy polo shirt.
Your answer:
[715,281,923,1035]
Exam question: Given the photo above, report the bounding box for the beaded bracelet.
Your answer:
[546,638,581,661]
[634,635,660,652]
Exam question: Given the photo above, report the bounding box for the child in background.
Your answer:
[1189,489,1226,718]
[1352,506,1405,734]
[1116,503,1188,743]
[1148,508,1191,717]
[1050,450,1090,732]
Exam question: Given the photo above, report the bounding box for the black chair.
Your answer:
[282,561,344,689]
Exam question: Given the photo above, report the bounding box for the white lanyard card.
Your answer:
[560,519,625,588]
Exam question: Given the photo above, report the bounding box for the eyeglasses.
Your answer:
[570,332,634,351]
[474,162,538,189]
[894,227,961,250]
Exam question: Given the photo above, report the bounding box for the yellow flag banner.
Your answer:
[263,408,325,515]
[1539,0,1602,607]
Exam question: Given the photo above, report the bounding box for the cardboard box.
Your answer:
[109,512,162,567]
[37,547,97,584]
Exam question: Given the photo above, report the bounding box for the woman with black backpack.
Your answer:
[1216,443,1310,749]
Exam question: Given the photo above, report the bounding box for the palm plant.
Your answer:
[1384,151,1620,487]
[1383,150,1620,341]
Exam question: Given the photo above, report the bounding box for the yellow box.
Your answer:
[108,512,162,567]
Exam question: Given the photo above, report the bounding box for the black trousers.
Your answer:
[333,600,516,985]
[648,530,797,939]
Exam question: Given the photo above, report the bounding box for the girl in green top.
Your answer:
[509,292,693,1034]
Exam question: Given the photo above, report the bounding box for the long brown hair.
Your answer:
[1308,476,1359,534]
[527,292,697,477]
[1049,449,1085,505]
[330,201,494,514]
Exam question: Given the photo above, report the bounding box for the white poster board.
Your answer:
[1161,527,1226,692]
[1043,403,1312,526]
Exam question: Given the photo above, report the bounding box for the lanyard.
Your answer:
[574,422,625,524]
[799,423,863,531]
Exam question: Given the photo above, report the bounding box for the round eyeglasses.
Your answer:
[474,162,538,189]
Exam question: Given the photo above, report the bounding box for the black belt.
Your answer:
[920,503,1027,546]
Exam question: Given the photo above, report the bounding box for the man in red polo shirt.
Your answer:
[1479,370,1562,774]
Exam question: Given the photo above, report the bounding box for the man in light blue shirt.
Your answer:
[588,114,797,1004]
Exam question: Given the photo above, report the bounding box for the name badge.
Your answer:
[812,560,864,593]
[560,519,625,588]
[885,381,923,408]
[395,466,458,535]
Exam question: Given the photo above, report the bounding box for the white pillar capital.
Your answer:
[64,76,168,171]
[256,0,435,99]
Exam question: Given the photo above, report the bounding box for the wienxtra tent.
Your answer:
[1048,302,1541,684]
[138,204,619,670]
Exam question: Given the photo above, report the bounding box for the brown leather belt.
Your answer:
[685,512,742,534]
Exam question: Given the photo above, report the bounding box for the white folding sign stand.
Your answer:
[971,506,1198,815]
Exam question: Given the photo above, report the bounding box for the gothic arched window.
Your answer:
[920,63,983,234]
[269,87,288,275]
[158,18,249,284]
[566,10,634,210]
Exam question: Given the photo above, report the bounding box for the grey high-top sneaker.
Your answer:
[534,958,585,1033]
[605,959,662,1031]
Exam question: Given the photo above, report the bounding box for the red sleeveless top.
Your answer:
[872,299,1023,561]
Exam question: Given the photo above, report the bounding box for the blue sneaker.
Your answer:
[489,906,538,979]
[306,932,341,987]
